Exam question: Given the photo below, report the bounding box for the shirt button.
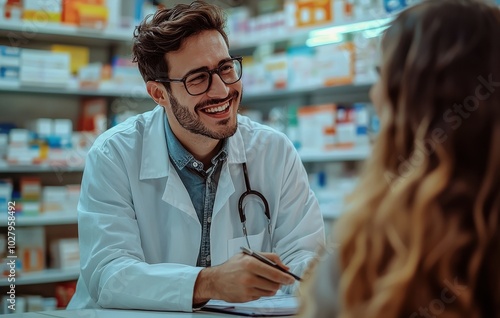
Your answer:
[192,162,198,168]
[207,217,211,223]
[206,255,211,262]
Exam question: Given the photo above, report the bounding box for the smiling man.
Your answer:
[67,0,325,312]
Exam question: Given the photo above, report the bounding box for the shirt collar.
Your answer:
[164,114,228,170]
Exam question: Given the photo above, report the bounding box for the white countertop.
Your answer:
[7,308,295,317]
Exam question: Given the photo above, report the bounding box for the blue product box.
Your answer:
[0,45,21,58]
[383,0,407,14]
[0,66,20,79]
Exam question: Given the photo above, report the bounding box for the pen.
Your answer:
[240,246,302,281]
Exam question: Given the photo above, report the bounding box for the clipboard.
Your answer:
[199,294,298,317]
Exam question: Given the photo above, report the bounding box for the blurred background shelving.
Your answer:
[0,0,424,313]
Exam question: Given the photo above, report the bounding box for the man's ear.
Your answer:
[146,81,169,105]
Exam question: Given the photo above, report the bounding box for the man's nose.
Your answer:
[206,73,229,98]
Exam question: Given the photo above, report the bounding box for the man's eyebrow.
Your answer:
[181,57,233,78]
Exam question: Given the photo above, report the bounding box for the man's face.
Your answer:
[164,30,243,141]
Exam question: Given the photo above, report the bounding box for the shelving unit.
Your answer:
[0,212,78,227]
[0,268,79,286]
[0,161,84,173]
[0,85,147,98]
[0,20,134,45]
[299,146,370,163]
[0,16,131,310]
[229,16,392,51]
[0,76,372,103]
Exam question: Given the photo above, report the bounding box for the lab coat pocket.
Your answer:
[227,229,267,258]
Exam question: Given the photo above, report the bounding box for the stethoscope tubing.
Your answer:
[238,163,271,248]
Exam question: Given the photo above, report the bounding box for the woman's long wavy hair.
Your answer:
[336,0,500,317]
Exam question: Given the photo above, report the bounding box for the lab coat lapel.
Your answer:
[212,162,235,218]
[212,123,247,218]
[139,106,198,222]
[162,167,198,222]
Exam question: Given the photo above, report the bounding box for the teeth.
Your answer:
[204,102,230,113]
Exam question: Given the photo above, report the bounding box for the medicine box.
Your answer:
[298,104,337,151]
[16,227,46,272]
[23,0,62,22]
[50,238,80,269]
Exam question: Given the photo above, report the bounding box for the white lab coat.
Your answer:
[68,105,325,312]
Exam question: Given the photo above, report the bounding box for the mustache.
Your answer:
[195,90,240,110]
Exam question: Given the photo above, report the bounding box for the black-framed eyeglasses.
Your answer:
[156,56,243,96]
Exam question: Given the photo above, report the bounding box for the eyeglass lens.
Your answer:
[184,59,242,95]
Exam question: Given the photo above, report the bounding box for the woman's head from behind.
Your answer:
[338,1,500,317]
[372,0,500,177]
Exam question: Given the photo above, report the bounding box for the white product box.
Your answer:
[29,118,53,139]
[20,49,70,87]
[263,53,288,90]
[315,42,355,86]
[50,238,80,269]
[53,119,72,136]
[298,104,337,151]
[8,129,30,145]
[42,186,67,212]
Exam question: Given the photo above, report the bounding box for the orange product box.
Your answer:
[293,0,333,28]
[62,0,108,29]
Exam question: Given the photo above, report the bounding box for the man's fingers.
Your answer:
[245,256,295,285]
[260,253,289,270]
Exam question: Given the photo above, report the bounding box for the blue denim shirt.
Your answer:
[164,115,228,267]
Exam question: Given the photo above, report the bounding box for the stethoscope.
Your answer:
[238,163,271,249]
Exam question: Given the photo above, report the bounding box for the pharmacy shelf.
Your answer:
[0,15,392,49]
[0,162,85,173]
[0,85,148,98]
[230,16,392,51]
[0,20,133,45]
[0,268,79,286]
[243,82,373,103]
[0,82,371,101]
[0,212,78,227]
[299,146,370,162]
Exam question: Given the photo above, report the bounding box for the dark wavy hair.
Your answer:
[132,0,228,83]
[337,0,500,316]
[299,0,500,317]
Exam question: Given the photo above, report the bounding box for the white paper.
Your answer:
[203,294,298,316]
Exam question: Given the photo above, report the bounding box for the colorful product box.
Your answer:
[298,104,337,151]
[23,0,62,22]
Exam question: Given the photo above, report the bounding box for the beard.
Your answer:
[168,89,241,140]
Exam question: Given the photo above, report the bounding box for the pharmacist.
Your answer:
[68,0,325,312]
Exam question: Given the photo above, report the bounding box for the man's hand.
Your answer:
[193,252,295,304]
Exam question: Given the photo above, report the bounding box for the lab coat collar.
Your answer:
[226,115,247,165]
[139,106,170,180]
[139,106,247,180]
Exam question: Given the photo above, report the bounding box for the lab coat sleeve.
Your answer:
[78,144,202,312]
[273,139,326,294]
